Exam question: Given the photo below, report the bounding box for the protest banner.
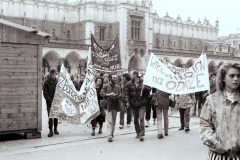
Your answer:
[91,34,122,72]
[143,53,209,94]
[49,50,100,125]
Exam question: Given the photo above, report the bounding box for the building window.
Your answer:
[219,45,222,52]
[194,44,197,49]
[184,42,187,48]
[32,26,37,29]
[228,46,231,52]
[173,41,176,47]
[52,29,56,37]
[205,46,208,51]
[131,20,140,40]
[162,40,165,46]
[99,27,105,41]
[67,30,71,39]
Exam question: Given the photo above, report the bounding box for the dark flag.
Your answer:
[91,34,122,72]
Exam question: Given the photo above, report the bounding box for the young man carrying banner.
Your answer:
[125,70,151,142]
[100,74,121,142]
[43,69,59,137]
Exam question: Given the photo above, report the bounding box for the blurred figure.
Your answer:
[125,70,151,142]
[90,77,105,136]
[43,69,59,137]
[119,73,131,129]
[200,63,240,159]
[100,74,121,142]
[155,89,171,139]
[176,93,196,132]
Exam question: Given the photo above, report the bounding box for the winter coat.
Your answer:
[175,93,196,109]
[125,79,151,109]
[155,90,171,109]
[100,82,121,112]
[43,78,58,108]
[200,91,240,154]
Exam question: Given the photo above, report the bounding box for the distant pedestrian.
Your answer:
[176,93,195,132]
[100,74,121,142]
[200,63,240,159]
[119,73,131,129]
[90,77,105,136]
[145,87,157,127]
[155,89,171,139]
[125,70,151,142]
[43,69,59,137]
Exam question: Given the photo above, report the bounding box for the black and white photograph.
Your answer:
[0,0,240,160]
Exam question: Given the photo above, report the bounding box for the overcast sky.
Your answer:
[68,0,240,37]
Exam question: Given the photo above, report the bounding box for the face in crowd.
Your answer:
[130,71,138,80]
[49,70,57,80]
[103,74,109,83]
[216,63,240,93]
[223,68,240,92]
[96,78,102,87]
[112,75,118,84]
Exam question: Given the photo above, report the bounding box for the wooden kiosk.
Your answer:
[0,19,50,139]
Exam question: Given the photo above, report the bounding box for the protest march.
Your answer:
[42,34,240,159]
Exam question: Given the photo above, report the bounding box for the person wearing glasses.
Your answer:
[200,63,240,159]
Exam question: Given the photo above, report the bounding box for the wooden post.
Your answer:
[37,44,42,132]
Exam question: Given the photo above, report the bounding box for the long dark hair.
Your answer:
[95,77,103,92]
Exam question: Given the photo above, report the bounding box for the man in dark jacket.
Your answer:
[43,69,59,137]
[125,70,151,142]
[100,74,121,142]
[119,73,131,129]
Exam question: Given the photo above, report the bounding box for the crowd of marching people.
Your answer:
[43,62,240,159]
[42,69,216,141]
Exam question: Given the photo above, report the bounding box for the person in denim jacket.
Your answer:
[200,63,240,159]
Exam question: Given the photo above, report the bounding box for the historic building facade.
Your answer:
[1,0,239,75]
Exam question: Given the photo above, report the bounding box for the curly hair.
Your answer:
[216,62,240,92]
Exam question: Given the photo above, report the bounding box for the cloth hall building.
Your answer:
[1,0,239,75]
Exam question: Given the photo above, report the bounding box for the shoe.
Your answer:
[119,125,123,129]
[91,130,95,136]
[127,123,131,127]
[136,134,140,138]
[108,136,113,142]
[185,128,190,132]
[145,121,149,127]
[54,129,59,134]
[158,134,164,139]
[179,127,184,130]
[98,129,102,134]
[153,119,156,125]
[48,130,53,137]
[165,133,168,136]
[140,136,144,141]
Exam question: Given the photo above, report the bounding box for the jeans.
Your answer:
[119,100,126,126]
[179,108,191,128]
[145,104,156,121]
[106,110,117,137]
[132,107,146,136]
[155,106,169,134]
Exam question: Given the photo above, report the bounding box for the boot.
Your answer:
[98,128,102,134]
[48,118,53,137]
[91,129,95,136]
[54,118,59,134]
